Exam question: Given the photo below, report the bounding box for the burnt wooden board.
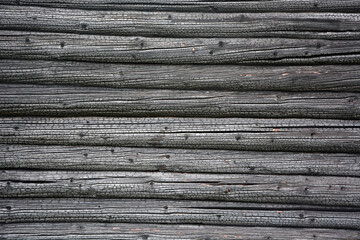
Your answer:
[1,198,360,229]
[1,60,360,92]
[1,6,360,39]
[1,84,359,119]
[1,223,359,240]
[1,31,360,64]
[2,0,360,13]
[1,171,360,206]
[1,144,359,176]
[1,117,359,153]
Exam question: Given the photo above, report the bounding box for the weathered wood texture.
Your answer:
[2,31,360,65]
[2,6,360,39]
[1,0,360,238]
[1,84,359,119]
[2,224,360,240]
[1,60,360,92]
[1,117,359,153]
[2,223,359,240]
[2,0,360,13]
[1,171,359,206]
[2,145,359,177]
[1,199,360,228]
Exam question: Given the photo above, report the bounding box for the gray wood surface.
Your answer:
[1,171,359,206]
[1,117,359,153]
[1,223,359,240]
[1,31,360,64]
[2,0,360,13]
[2,144,359,176]
[1,1,359,238]
[1,60,360,92]
[1,199,359,228]
[1,84,359,119]
[1,6,360,39]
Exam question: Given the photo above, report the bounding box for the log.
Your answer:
[1,0,360,13]
[1,31,360,64]
[1,117,359,153]
[1,6,360,39]
[2,144,359,177]
[1,171,360,206]
[1,60,360,92]
[1,223,359,240]
[1,84,359,119]
[1,223,360,240]
[1,199,359,228]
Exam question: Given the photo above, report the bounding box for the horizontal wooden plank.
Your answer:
[3,198,359,213]
[2,144,359,176]
[1,60,360,92]
[1,84,359,119]
[2,0,360,13]
[1,171,359,206]
[1,199,359,228]
[1,31,360,64]
[1,117,359,153]
[1,6,360,39]
[2,223,359,240]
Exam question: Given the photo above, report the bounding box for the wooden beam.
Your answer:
[1,0,360,13]
[1,84,359,119]
[1,223,359,240]
[1,199,359,228]
[1,171,360,206]
[1,31,360,64]
[1,60,360,92]
[1,6,360,39]
[1,117,359,153]
[2,144,359,176]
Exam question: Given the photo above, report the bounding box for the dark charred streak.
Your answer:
[148,135,164,147]
[2,180,57,184]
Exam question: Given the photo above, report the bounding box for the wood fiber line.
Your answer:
[1,0,360,13]
[1,84,359,119]
[1,6,360,39]
[0,199,359,229]
[1,144,359,177]
[1,223,359,240]
[1,60,360,92]
[1,117,359,153]
[1,31,360,64]
[1,171,360,207]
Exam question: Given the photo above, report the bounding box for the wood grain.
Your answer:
[2,223,359,240]
[1,31,360,64]
[1,60,360,92]
[1,84,359,119]
[2,0,360,13]
[1,199,360,228]
[1,6,360,39]
[2,144,359,177]
[1,171,360,207]
[1,117,359,153]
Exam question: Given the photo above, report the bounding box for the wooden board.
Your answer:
[1,84,359,119]
[2,0,360,13]
[1,171,360,206]
[1,6,360,39]
[1,117,359,153]
[1,223,359,240]
[1,60,360,92]
[1,199,360,228]
[1,31,360,64]
[2,144,358,176]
